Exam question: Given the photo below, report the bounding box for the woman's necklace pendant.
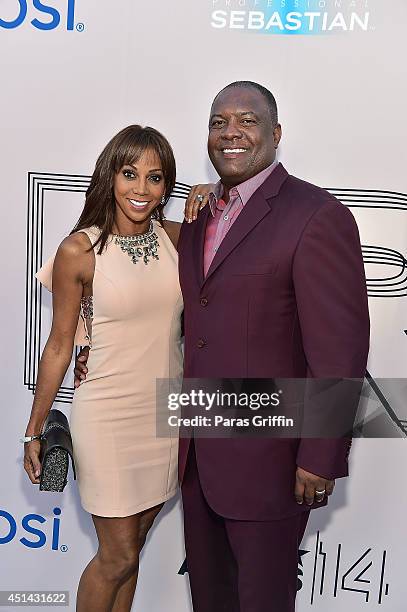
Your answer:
[113,221,160,265]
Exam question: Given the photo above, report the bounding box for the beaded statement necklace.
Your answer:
[113,221,159,265]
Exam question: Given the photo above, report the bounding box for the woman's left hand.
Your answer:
[184,184,215,223]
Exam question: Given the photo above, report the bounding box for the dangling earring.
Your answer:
[153,195,166,220]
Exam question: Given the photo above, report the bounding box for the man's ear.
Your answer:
[273,124,282,149]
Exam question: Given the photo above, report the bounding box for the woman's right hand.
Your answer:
[24,440,42,484]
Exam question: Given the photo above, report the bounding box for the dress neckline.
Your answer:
[111,219,155,240]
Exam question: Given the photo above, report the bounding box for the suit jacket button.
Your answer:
[197,339,206,348]
[200,298,208,307]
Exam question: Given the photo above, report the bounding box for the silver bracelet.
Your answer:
[20,435,42,444]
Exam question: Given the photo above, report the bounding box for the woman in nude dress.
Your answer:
[23,125,210,612]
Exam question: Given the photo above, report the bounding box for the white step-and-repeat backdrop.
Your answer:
[1,1,406,610]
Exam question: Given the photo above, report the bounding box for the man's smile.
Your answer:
[221,147,249,158]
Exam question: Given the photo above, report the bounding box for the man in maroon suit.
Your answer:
[177,81,369,611]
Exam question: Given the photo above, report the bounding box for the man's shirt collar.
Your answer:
[209,159,279,216]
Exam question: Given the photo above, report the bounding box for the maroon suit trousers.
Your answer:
[182,443,310,612]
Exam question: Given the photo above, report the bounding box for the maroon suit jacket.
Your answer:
[177,163,369,520]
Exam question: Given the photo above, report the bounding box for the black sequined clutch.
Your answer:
[39,409,76,492]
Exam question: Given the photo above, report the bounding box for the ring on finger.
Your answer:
[195,194,204,204]
[315,489,326,496]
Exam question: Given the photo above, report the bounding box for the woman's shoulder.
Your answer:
[52,233,95,285]
[57,231,93,259]
[162,219,181,249]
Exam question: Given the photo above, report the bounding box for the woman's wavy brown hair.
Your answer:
[71,125,176,254]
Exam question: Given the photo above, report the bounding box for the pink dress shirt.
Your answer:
[203,160,279,276]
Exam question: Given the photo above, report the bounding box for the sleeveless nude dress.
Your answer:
[37,222,183,517]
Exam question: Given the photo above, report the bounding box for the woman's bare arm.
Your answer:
[24,232,93,483]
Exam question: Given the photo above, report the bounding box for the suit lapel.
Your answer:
[203,191,271,285]
[203,163,289,286]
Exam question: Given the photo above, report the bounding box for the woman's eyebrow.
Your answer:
[126,164,163,172]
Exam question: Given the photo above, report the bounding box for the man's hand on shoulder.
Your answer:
[295,466,335,506]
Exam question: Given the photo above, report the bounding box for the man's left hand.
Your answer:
[295,467,335,505]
